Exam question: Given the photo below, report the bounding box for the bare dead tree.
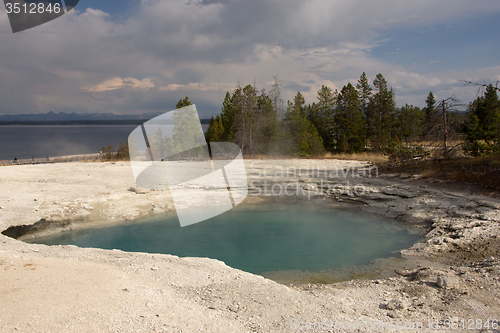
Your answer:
[426,96,466,158]
[269,75,285,119]
[462,80,500,96]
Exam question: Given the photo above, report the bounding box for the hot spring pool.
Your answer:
[28,202,422,277]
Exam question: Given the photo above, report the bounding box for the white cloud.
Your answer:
[159,82,234,92]
[0,0,499,116]
[87,77,155,92]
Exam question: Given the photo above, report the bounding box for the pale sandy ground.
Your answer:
[1,160,500,332]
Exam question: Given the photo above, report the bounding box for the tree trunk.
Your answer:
[443,100,448,158]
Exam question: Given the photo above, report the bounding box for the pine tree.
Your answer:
[282,92,325,156]
[398,104,423,147]
[205,115,215,143]
[208,115,215,131]
[117,140,130,160]
[366,73,396,149]
[475,84,500,143]
[171,103,205,158]
[176,96,192,109]
[293,91,306,116]
[308,85,336,151]
[229,85,246,151]
[423,91,437,137]
[128,136,139,160]
[356,72,373,149]
[356,72,372,114]
[228,83,282,155]
[464,111,483,156]
[220,92,236,141]
[465,84,500,156]
[206,115,225,143]
[256,90,280,154]
[101,144,114,161]
[150,127,168,159]
[335,83,366,152]
[232,84,258,154]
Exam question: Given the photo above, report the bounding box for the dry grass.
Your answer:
[243,152,389,164]
[383,154,500,190]
[243,154,312,160]
[243,152,389,163]
[323,152,389,164]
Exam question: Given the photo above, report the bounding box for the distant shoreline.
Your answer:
[0,119,212,126]
[0,120,145,125]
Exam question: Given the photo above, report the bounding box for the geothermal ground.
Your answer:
[1,160,499,332]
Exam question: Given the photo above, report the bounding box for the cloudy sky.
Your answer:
[1,0,499,118]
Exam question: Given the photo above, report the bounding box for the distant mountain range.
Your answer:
[0,111,163,122]
[0,111,211,125]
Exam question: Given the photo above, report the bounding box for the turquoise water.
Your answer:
[28,203,421,274]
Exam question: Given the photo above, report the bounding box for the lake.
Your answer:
[0,125,209,160]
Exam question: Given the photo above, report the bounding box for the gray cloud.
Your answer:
[0,0,499,117]
[283,82,311,93]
